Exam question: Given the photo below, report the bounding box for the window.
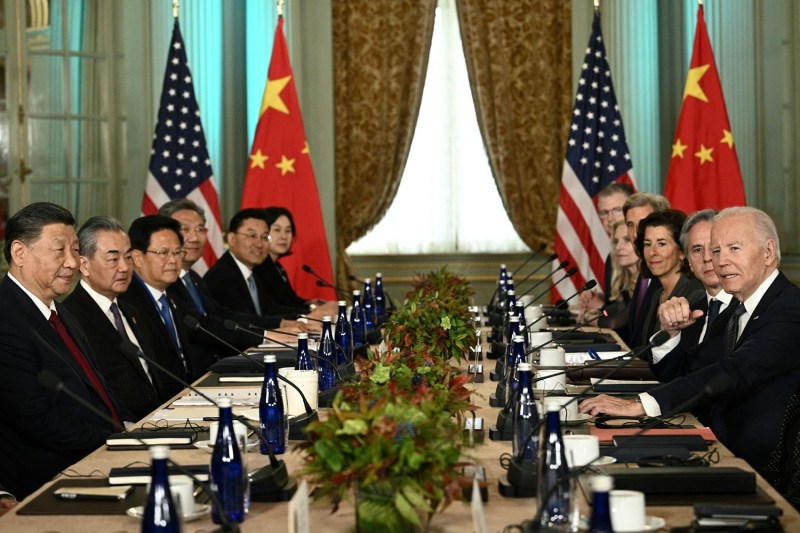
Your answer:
[347,0,529,255]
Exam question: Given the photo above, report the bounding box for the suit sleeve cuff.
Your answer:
[651,332,681,364]
[638,393,662,416]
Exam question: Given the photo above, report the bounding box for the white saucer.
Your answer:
[127,503,211,522]
[563,413,592,426]
[580,514,665,532]
[193,439,259,454]
[591,455,617,466]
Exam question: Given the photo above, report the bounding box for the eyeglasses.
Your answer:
[179,225,207,235]
[598,206,624,219]
[234,232,271,243]
[145,249,186,260]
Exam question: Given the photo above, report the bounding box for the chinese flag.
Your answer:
[241,17,335,300]
[664,6,745,213]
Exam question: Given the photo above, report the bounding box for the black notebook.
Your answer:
[106,430,198,450]
[108,464,208,485]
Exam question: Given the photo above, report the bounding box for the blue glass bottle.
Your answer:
[538,406,571,529]
[362,278,377,331]
[318,316,337,391]
[374,272,386,319]
[294,333,314,371]
[259,354,286,455]
[512,362,538,463]
[496,279,508,314]
[588,475,614,533]
[350,290,366,347]
[515,301,529,349]
[504,335,526,405]
[210,397,245,524]
[503,315,521,369]
[142,445,180,532]
[506,289,518,318]
[334,300,353,365]
[500,263,508,284]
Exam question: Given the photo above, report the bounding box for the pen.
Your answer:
[587,348,601,360]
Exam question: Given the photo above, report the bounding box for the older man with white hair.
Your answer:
[580,206,800,473]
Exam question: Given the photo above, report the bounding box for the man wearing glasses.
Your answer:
[205,208,302,319]
[120,215,215,396]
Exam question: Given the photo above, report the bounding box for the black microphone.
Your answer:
[522,307,607,360]
[37,369,245,530]
[522,367,732,531]
[316,279,351,298]
[516,261,570,300]
[513,252,559,290]
[182,317,319,439]
[511,243,549,276]
[520,266,577,306]
[523,280,597,331]
[230,321,346,383]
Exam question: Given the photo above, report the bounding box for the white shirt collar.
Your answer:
[7,272,56,319]
[708,290,733,306]
[80,279,117,313]
[230,252,254,281]
[739,269,779,318]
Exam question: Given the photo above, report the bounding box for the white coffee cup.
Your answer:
[609,490,647,532]
[519,295,534,308]
[278,368,319,416]
[534,369,566,391]
[543,395,578,422]
[529,331,553,350]
[146,475,195,515]
[539,346,566,367]
[209,419,248,449]
[525,305,545,331]
[562,434,600,468]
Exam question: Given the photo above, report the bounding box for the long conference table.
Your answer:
[3,326,799,532]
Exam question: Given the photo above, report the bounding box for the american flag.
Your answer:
[552,10,636,302]
[142,19,223,274]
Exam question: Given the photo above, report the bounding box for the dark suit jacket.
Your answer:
[63,283,165,420]
[0,276,123,498]
[649,272,800,470]
[168,270,280,354]
[638,274,705,347]
[253,257,309,314]
[628,275,661,347]
[204,251,299,318]
[119,275,215,396]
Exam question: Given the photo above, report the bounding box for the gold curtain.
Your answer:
[332,0,436,289]
[455,0,573,249]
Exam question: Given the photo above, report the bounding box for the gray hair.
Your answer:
[679,209,718,254]
[77,216,126,259]
[622,192,670,219]
[715,206,781,264]
[157,198,207,224]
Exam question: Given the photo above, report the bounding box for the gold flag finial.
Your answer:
[698,0,703,4]
[277,0,284,17]
[173,0,179,19]
[593,0,600,10]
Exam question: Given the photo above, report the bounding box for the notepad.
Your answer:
[105,430,197,449]
[108,464,209,485]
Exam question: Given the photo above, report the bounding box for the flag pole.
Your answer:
[172,0,179,19]
[277,0,284,18]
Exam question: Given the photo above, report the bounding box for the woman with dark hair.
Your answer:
[634,209,704,347]
[253,207,338,317]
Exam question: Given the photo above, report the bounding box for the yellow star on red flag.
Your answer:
[672,139,688,159]
[275,155,296,175]
[694,144,714,165]
[249,149,268,169]
[720,129,734,149]
[683,64,710,102]
[260,75,291,115]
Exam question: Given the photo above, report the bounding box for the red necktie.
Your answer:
[49,310,122,428]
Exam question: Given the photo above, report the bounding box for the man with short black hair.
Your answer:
[0,202,124,499]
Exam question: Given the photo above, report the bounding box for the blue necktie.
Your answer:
[248,274,262,315]
[182,273,207,316]
[706,298,722,331]
[157,294,181,352]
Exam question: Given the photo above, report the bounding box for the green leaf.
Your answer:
[313,439,344,472]
[394,491,423,528]
[335,419,369,436]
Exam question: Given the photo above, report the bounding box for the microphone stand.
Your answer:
[116,340,297,503]
[183,317,319,440]
[496,331,672,501]
[37,369,242,531]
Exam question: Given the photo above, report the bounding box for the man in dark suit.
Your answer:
[157,199,305,352]
[0,202,124,499]
[580,207,800,472]
[63,216,166,420]
[119,215,215,397]
[204,208,301,318]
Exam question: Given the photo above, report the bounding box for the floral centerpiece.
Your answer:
[300,267,477,531]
